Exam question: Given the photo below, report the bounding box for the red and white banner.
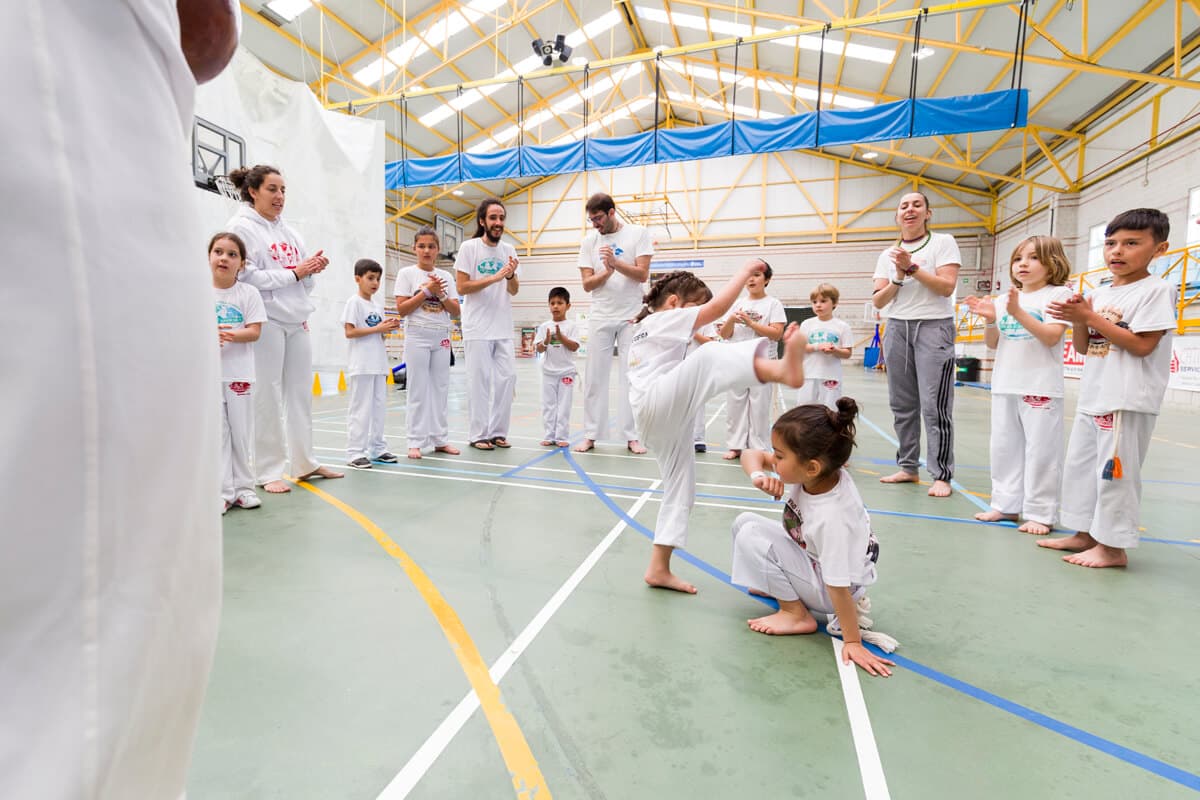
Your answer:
[1168,336,1200,392]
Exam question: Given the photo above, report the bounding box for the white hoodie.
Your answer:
[227,204,316,324]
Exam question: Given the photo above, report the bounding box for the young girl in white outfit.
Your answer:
[733,400,898,677]
[964,236,1073,534]
[627,260,808,594]
[719,263,787,459]
[211,232,266,513]
[395,226,462,459]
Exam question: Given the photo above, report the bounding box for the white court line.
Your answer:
[376,480,663,799]
[830,638,891,800]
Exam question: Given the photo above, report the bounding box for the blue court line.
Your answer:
[360,458,1200,547]
[857,412,993,513]
[953,380,993,390]
[557,449,1200,792]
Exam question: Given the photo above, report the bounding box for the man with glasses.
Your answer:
[575,192,654,454]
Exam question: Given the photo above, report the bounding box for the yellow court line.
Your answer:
[288,477,553,800]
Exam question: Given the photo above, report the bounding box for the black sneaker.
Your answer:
[347,457,372,469]
[375,452,399,463]
[694,443,707,453]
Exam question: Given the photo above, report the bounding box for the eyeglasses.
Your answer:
[587,212,609,224]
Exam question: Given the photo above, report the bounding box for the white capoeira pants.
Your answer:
[794,378,842,410]
[582,317,637,442]
[635,338,769,549]
[221,381,256,503]
[1,3,221,797]
[988,394,1064,524]
[404,323,452,450]
[693,407,707,445]
[465,338,516,443]
[253,319,319,482]
[726,382,775,450]
[346,374,389,460]
[730,512,867,616]
[1059,410,1156,549]
[541,371,576,441]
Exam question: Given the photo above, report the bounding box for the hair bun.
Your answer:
[834,396,859,428]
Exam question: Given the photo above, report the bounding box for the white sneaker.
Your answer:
[234,490,262,509]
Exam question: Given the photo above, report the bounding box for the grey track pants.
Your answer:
[882,317,956,481]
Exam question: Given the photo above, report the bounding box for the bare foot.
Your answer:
[644,569,698,594]
[927,480,952,498]
[879,471,919,484]
[1064,543,1128,568]
[298,465,344,480]
[407,448,422,459]
[747,609,818,635]
[555,440,569,448]
[434,444,460,455]
[262,480,291,494]
[574,439,595,453]
[777,322,807,388]
[627,440,647,454]
[1018,520,1051,535]
[722,449,742,460]
[540,440,555,447]
[975,510,1018,522]
[1037,532,1096,552]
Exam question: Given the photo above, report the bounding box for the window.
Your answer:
[1187,186,1200,256]
[1086,223,1106,273]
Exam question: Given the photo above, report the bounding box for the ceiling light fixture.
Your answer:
[861,151,879,160]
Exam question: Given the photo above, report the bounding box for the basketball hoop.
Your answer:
[213,175,242,208]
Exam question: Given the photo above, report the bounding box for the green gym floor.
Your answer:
[188,360,1200,800]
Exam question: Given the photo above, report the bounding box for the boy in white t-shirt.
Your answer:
[211,232,267,513]
[1041,208,1177,569]
[342,259,401,469]
[719,262,787,459]
[535,287,581,447]
[796,283,853,410]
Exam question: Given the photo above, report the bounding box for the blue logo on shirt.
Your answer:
[215,302,243,326]
[808,329,839,344]
[477,257,504,275]
[366,313,382,327]
[998,309,1041,340]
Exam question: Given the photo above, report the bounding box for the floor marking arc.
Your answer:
[287,477,553,800]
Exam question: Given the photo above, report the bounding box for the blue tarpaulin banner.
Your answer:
[386,89,1028,189]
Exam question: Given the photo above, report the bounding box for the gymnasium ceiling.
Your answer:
[236,0,1200,226]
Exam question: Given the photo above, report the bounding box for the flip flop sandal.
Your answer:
[490,437,512,448]
[471,440,495,450]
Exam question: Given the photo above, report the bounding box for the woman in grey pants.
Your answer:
[870,192,962,498]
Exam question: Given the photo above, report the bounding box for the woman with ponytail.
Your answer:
[733,399,899,677]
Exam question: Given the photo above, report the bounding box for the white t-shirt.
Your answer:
[455,237,517,340]
[394,265,458,330]
[991,285,1074,397]
[687,321,721,356]
[628,306,702,409]
[578,223,654,320]
[800,316,854,382]
[341,295,390,376]
[724,294,786,356]
[214,281,267,383]
[872,232,962,320]
[1077,276,1178,416]
[536,319,580,376]
[782,469,879,588]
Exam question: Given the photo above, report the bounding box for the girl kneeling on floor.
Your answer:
[733,399,898,677]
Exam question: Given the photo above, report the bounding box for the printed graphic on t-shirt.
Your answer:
[366,312,382,327]
[421,298,444,314]
[739,308,764,324]
[808,329,841,345]
[477,257,504,275]
[998,309,1043,340]
[215,302,244,326]
[1087,305,1128,357]
[783,499,805,548]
